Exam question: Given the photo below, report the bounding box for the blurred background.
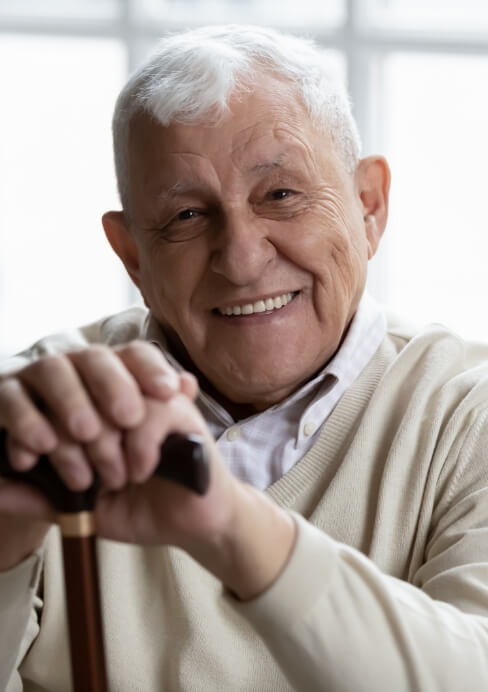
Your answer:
[1,0,488,357]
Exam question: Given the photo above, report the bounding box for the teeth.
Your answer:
[218,292,295,316]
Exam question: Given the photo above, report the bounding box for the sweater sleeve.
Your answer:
[0,552,43,692]
[0,306,148,376]
[233,419,488,691]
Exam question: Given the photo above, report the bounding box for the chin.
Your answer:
[220,369,303,405]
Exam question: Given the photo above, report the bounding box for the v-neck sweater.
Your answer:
[1,309,488,691]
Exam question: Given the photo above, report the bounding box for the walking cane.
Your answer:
[0,428,209,692]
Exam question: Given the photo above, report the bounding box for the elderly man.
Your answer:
[1,24,488,691]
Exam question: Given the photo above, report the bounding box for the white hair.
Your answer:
[112,24,361,211]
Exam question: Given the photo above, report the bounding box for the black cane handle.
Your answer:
[0,429,210,513]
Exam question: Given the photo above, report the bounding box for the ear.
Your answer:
[102,211,142,289]
[356,156,391,259]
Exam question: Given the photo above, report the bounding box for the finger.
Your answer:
[8,436,38,471]
[84,425,127,490]
[0,377,57,459]
[0,479,56,522]
[179,372,199,401]
[18,355,101,442]
[114,341,180,399]
[47,436,94,491]
[124,407,160,484]
[124,394,206,484]
[68,346,146,428]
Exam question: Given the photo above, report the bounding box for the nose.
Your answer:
[209,210,276,285]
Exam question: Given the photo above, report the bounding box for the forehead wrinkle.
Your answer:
[154,152,222,202]
[229,121,321,176]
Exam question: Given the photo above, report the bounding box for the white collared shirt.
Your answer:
[149,292,386,490]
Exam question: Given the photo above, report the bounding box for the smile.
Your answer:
[216,291,299,316]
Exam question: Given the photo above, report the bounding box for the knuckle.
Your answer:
[86,343,111,359]
[0,381,40,427]
[69,344,111,363]
[30,354,67,378]
[0,376,20,401]
[118,340,155,360]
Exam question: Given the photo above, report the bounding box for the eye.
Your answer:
[156,206,207,243]
[176,208,200,221]
[270,189,295,200]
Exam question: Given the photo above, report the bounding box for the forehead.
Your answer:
[127,78,343,190]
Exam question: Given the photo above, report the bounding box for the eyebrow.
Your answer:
[249,160,282,174]
[156,154,291,202]
[157,182,207,202]
[248,154,287,174]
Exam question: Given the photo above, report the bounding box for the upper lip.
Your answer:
[213,290,299,311]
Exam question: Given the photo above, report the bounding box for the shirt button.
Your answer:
[226,426,241,442]
[303,421,316,437]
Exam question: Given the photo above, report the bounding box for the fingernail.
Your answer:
[69,409,100,440]
[153,373,179,393]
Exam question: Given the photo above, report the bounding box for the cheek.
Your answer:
[328,226,368,294]
[314,190,367,279]
[138,243,208,330]
[282,211,366,284]
[138,246,184,315]
[276,199,367,313]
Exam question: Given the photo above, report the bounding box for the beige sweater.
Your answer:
[1,308,488,691]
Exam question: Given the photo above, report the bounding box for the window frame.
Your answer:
[1,0,488,311]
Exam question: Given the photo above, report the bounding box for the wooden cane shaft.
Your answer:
[61,533,108,692]
[0,428,209,691]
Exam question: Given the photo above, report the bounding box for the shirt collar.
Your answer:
[324,291,386,381]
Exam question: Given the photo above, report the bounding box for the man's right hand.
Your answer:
[0,341,197,569]
[0,341,296,602]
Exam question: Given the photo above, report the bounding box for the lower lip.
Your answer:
[212,292,301,326]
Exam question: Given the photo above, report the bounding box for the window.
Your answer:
[362,0,488,35]
[378,53,488,338]
[1,0,487,356]
[0,34,126,357]
[133,0,345,28]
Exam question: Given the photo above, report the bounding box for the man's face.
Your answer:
[109,78,387,410]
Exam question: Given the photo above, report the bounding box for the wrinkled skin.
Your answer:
[0,77,389,598]
[106,76,389,412]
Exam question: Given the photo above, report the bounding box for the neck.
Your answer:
[164,331,260,420]
[164,329,345,422]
